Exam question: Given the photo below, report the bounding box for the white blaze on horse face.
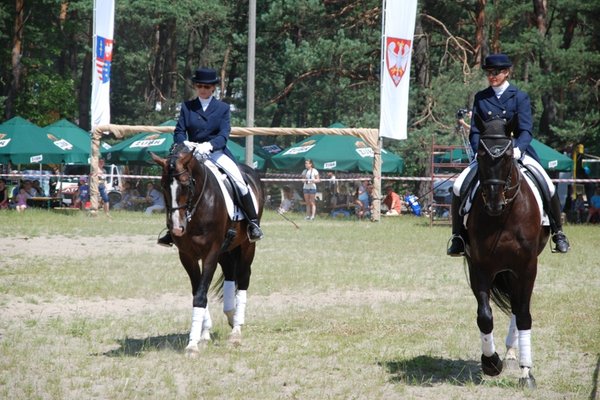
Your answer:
[170,177,185,236]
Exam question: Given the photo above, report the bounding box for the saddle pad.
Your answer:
[462,168,549,227]
[204,160,258,222]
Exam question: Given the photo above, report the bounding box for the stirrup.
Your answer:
[447,234,465,257]
[157,231,173,247]
[551,231,570,253]
[247,221,264,243]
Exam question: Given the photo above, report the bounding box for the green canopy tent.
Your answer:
[103,120,266,169]
[45,119,112,163]
[102,120,177,165]
[270,134,404,173]
[227,140,266,170]
[436,139,572,172]
[0,116,89,164]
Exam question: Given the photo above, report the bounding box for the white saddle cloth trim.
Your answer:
[462,167,548,227]
[204,160,258,221]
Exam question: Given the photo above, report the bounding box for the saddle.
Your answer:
[203,159,258,222]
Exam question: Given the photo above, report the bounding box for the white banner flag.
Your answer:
[379,0,417,140]
[91,0,115,129]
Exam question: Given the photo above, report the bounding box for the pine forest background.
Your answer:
[1,0,599,178]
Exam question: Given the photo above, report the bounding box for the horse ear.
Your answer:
[150,152,166,168]
[474,112,486,133]
[506,115,519,137]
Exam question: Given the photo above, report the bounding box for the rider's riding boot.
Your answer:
[548,192,570,253]
[240,192,264,242]
[447,193,466,257]
[157,230,173,247]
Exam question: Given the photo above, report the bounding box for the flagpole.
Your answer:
[373,0,387,222]
[90,0,99,213]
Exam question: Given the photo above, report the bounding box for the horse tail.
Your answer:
[490,271,512,316]
[209,271,225,301]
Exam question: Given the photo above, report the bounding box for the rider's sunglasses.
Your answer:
[194,83,213,89]
[485,68,506,77]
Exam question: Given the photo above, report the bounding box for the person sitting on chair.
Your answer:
[447,53,569,256]
[157,67,263,246]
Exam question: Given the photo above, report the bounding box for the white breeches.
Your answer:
[208,150,249,195]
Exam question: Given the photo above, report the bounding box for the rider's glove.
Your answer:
[195,142,213,155]
[513,147,522,160]
[183,140,213,155]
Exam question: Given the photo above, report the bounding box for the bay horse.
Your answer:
[151,143,264,356]
[464,116,549,388]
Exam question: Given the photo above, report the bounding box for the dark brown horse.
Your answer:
[465,116,549,388]
[151,143,264,356]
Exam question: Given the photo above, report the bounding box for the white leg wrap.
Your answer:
[189,307,205,344]
[202,305,212,331]
[518,329,532,368]
[223,280,236,312]
[480,331,496,357]
[505,314,519,349]
[233,290,247,327]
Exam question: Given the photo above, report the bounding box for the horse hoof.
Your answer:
[184,343,200,358]
[228,327,242,347]
[481,352,503,376]
[503,349,519,370]
[518,375,537,390]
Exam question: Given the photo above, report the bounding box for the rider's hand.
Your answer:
[195,142,213,155]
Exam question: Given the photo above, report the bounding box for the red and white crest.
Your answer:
[385,37,412,87]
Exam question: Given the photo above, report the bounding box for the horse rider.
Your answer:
[447,53,570,256]
[157,67,263,246]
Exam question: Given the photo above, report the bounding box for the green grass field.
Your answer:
[0,209,598,399]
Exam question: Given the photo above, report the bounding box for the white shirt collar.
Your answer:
[492,81,510,98]
[198,96,213,111]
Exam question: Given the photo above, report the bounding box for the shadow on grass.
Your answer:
[101,331,226,357]
[380,355,483,386]
[102,333,189,357]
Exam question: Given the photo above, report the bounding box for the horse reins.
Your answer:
[479,135,522,207]
[167,154,209,222]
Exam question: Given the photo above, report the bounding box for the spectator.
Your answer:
[15,187,29,212]
[31,180,45,197]
[0,178,9,209]
[113,181,141,211]
[73,176,90,209]
[97,159,111,216]
[383,185,402,216]
[571,193,587,223]
[301,159,320,220]
[355,180,373,220]
[22,180,36,197]
[145,182,165,215]
[330,184,353,218]
[587,187,600,223]
[278,186,295,214]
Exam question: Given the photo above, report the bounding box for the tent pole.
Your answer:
[372,137,382,222]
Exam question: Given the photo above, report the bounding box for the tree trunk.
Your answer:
[78,19,92,131]
[184,30,197,100]
[413,15,429,88]
[5,0,25,120]
[474,0,487,66]
[532,0,557,138]
[491,0,501,52]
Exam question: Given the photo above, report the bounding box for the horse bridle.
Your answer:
[166,153,209,222]
[479,134,521,207]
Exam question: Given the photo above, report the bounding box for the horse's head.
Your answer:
[151,143,197,237]
[474,114,519,216]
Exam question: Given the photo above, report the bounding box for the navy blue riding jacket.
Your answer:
[173,97,236,160]
[469,84,539,162]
